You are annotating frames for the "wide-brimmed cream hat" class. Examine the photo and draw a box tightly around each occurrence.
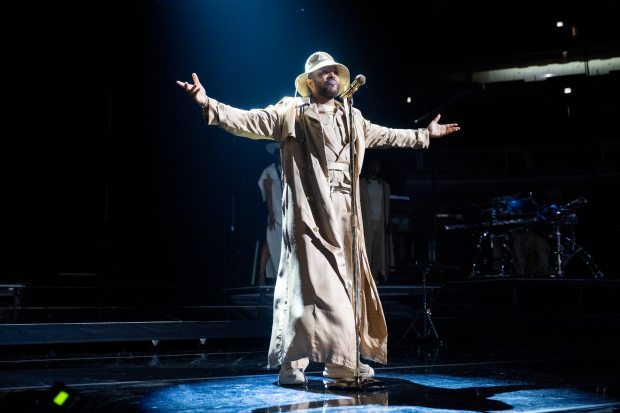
[294,51,350,97]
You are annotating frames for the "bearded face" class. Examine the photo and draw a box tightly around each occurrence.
[308,66,340,99]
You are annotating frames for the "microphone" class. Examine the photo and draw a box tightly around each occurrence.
[340,74,366,99]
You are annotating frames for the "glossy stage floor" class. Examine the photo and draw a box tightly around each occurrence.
[1,278,619,412]
[1,338,619,412]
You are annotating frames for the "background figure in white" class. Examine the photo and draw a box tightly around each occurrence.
[360,159,393,283]
[256,142,282,285]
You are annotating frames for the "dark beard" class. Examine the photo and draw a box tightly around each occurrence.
[316,81,339,99]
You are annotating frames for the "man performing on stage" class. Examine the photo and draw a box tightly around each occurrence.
[176,51,459,385]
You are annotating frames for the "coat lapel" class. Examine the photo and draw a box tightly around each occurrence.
[301,102,329,177]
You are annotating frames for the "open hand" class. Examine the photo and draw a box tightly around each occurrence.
[176,73,208,108]
[427,114,460,138]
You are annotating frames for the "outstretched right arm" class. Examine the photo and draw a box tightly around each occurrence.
[176,72,294,141]
[176,72,208,108]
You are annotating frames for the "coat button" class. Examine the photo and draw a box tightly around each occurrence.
[313,227,319,232]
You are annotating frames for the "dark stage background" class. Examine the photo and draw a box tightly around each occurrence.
[3,0,619,311]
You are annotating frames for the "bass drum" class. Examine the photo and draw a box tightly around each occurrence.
[471,231,514,277]
[510,227,554,276]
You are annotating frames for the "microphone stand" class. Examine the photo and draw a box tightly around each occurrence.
[326,91,383,391]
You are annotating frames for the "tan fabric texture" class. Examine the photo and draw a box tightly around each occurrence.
[203,96,429,369]
[360,178,392,279]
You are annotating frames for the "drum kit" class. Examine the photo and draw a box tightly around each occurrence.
[442,194,604,278]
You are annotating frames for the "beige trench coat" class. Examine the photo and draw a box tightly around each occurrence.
[203,96,429,369]
[360,178,392,278]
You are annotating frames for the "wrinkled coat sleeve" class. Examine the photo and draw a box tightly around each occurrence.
[202,97,295,142]
[362,117,430,149]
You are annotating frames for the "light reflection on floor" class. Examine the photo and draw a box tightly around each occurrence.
[2,342,618,412]
[141,372,619,412]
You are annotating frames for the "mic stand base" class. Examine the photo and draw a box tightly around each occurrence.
[398,263,441,346]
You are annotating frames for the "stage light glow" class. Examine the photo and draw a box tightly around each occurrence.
[53,390,70,406]
[471,57,620,83]
[45,382,87,412]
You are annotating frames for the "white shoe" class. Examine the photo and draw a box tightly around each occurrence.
[323,362,375,380]
[279,365,307,385]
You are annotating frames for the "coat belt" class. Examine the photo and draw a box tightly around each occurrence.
[327,162,349,171]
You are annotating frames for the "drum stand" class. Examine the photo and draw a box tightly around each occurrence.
[400,241,440,344]
[553,221,604,278]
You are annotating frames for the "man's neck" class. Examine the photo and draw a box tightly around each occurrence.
[313,95,336,105]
